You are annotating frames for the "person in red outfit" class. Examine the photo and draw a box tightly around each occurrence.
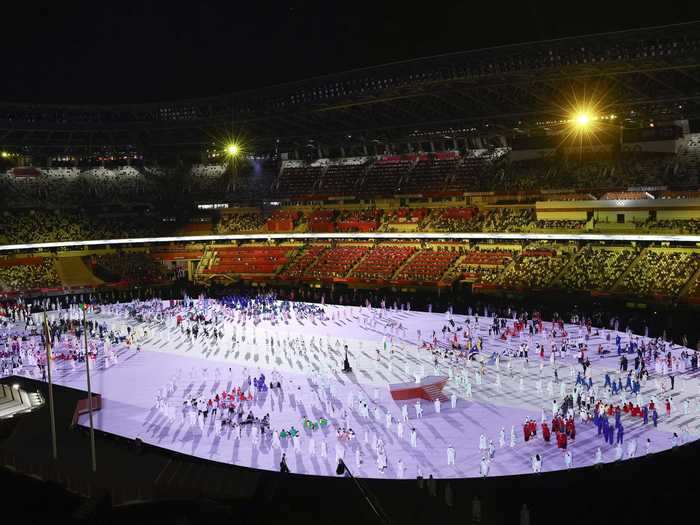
[523,422,530,442]
[557,432,568,449]
[542,423,551,442]
[529,420,537,438]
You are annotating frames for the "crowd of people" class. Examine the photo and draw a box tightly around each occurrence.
[0,286,698,482]
[216,213,266,233]
[494,250,572,289]
[558,247,638,291]
[0,258,60,291]
[0,210,158,244]
[618,250,700,297]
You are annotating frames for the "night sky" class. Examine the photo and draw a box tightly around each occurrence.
[1,1,697,104]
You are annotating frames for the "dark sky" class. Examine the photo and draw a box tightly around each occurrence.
[1,1,697,104]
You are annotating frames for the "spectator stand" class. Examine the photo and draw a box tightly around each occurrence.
[217,208,266,234]
[276,244,329,282]
[0,255,60,292]
[347,243,417,284]
[449,245,519,286]
[359,155,417,197]
[394,244,462,286]
[400,151,460,194]
[491,244,574,291]
[315,157,369,197]
[195,244,295,284]
[302,243,372,282]
[553,246,637,294]
[380,208,429,232]
[614,246,700,299]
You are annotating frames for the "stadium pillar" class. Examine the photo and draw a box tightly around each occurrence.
[43,312,58,461]
[82,306,97,473]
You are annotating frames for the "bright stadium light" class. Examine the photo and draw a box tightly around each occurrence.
[0,151,9,158]
[575,113,591,127]
[226,143,240,157]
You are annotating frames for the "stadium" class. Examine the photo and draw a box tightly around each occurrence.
[2,11,700,524]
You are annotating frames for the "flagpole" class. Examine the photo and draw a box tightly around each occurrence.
[82,305,97,472]
[42,311,58,460]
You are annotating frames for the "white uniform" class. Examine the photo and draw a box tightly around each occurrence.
[480,457,490,477]
[564,450,572,468]
[531,456,542,473]
[397,458,405,478]
[594,447,603,464]
[447,446,456,465]
[614,443,623,461]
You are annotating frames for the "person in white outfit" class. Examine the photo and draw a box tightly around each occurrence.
[410,428,417,448]
[451,392,457,409]
[415,400,423,418]
[594,447,603,465]
[499,427,506,448]
[401,404,409,421]
[479,456,490,477]
[614,443,623,461]
[397,458,405,478]
[447,445,456,465]
[434,398,441,414]
[627,438,637,458]
[479,433,487,452]
[563,450,573,469]
[531,454,542,473]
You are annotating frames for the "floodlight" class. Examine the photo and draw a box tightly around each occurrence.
[575,113,591,127]
[226,143,240,157]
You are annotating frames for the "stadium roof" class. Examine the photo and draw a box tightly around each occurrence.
[1,21,699,153]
